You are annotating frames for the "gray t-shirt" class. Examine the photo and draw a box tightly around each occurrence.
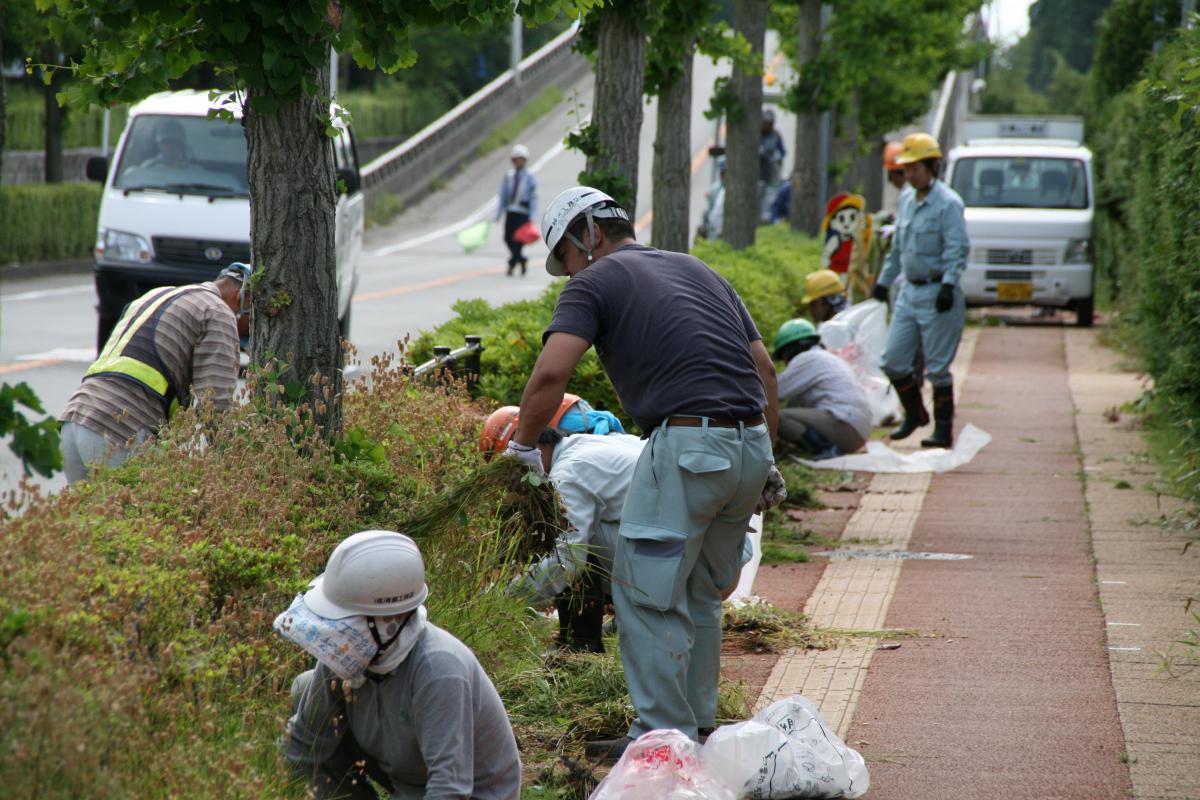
[777,348,872,439]
[285,624,521,800]
[544,243,766,431]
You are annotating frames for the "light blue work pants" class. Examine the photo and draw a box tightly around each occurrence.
[612,420,773,740]
[60,421,148,484]
[881,281,965,387]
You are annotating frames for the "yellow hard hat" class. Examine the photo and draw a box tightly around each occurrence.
[801,269,845,305]
[895,132,942,165]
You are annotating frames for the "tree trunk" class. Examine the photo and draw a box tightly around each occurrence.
[723,0,767,250]
[587,3,646,217]
[41,44,64,184]
[651,49,693,253]
[790,0,822,236]
[245,64,343,439]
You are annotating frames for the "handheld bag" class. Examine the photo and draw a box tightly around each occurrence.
[590,730,735,800]
[513,221,541,245]
[456,220,491,253]
[702,695,870,799]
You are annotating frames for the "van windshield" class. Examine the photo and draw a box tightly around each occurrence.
[950,156,1088,210]
[113,114,249,197]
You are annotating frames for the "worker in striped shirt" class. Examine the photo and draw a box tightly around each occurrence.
[58,263,251,484]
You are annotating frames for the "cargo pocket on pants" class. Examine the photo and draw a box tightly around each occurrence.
[617,528,688,612]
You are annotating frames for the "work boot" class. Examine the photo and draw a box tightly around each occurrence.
[519,258,528,276]
[585,736,634,765]
[920,384,955,448]
[888,374,929,440]
[506,260,515,277]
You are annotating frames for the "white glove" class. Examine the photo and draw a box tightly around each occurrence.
[757,465,788,512]
[504,440,544,475]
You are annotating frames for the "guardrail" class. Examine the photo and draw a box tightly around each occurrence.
[361,23,589,207]
[927,13,986,152]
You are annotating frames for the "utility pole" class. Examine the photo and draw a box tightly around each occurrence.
[511,11,523,87]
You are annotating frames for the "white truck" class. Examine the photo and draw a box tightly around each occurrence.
[86,90,364,348]
[945,116,1095,326]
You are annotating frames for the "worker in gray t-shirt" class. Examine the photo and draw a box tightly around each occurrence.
[503,186,782,765]
[279,531,520,800]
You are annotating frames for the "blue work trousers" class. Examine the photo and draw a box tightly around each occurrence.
[612,420,773,740]
[881,281,965,387]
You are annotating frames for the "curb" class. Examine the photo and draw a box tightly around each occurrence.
[1,259,93,283]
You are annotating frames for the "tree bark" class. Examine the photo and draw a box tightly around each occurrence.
[245,64,343,439]
[723,0,768,250]
[651,49,693,253]
[41,43,64,184]
[587,3,646,217]
[790,0,822,236]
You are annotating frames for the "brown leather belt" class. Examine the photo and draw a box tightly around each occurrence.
[664,414,765,429]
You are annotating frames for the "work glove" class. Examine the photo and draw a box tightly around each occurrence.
[935,283,955,313]
[872,282,890,303]
[757,465,788,512]
[504,440,544,476]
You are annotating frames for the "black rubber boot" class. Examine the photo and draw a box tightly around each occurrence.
[921,384,955,448]
[889,374,929,440]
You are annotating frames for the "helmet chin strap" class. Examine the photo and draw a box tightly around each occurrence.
[563,208,600,265]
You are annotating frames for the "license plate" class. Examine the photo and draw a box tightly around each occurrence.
[996,282,1033,301]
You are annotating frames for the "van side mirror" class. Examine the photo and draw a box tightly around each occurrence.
[86,156,109,183]
[336,168,360,195]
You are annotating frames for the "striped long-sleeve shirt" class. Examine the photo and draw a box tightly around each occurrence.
[60,282,239,445]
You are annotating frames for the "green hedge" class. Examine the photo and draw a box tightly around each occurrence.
[1091,26,1200,502]
[338,85,457,142]
[411,225,824,430]
[0,183,100,264]
[3,84,127,151]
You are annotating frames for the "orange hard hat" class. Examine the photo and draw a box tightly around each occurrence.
[480,406,521,453]
[550,393,582,429]
[883,142,904,173]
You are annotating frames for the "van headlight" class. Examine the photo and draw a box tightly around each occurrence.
[96,229,153,264]
[1064,239,1093,264]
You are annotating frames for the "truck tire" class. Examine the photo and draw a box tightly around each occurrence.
[1075,296,1095,328]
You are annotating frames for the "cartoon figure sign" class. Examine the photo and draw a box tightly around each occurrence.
[820,193,873,299]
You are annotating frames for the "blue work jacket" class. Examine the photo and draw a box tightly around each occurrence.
[879,179,969,287]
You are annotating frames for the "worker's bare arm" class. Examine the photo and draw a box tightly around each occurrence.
[750,339,779,441]
[512,332,591,446]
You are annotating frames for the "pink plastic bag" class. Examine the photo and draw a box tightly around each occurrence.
[513,221,541,244]
[589,730,735,800]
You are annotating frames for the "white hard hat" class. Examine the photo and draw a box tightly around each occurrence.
[540,186,630,276]
[510,144,530,160]
[304,530,429,619]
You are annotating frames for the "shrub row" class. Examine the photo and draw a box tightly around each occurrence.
[1091,26,1200,502]
[410,225,825,430]
[0,183,99,264]
[3,84,127,151]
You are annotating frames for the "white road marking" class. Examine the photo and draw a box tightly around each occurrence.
[18,348,96,363]
[2,284,93,302]
[1106,622,1141,627]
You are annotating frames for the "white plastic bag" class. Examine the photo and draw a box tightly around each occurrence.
[818,300,900,427]
[589,730,736,800]
[702,696,870,799]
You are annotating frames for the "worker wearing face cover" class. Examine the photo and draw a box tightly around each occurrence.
[277,530,520,800]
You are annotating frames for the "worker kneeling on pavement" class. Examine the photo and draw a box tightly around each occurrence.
[278,531,521,800]
[774,319,872,459]
[59,263,252,484]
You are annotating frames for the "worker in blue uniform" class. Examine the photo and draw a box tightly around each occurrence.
[873,132,969,448]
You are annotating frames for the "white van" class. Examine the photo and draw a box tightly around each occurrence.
[86,90,363,347]
[945,116,1095,326]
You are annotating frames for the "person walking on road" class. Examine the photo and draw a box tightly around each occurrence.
[773,318,871,459]
[58,263,252,484]
[872,132,969,448]
[495,143,538,276]
[280,530,521,800]
[504,186,781,764]
[759,110,786,222]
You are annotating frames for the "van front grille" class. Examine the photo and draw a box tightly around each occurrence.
[985,270,1034,281]
[153,237,251,269]
[982,248,1057,266]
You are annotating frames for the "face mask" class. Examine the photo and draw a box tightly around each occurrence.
[273,594,427,685]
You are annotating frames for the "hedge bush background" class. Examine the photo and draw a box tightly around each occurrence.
[1090,23,1200,501]
[409,225,825,431]
[0,183,100,264]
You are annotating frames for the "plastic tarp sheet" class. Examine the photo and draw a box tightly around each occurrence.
[818,300,900,428]
[794,423,991,474]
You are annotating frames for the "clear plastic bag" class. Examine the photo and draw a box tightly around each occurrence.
[589,730,736,800]
[818,300,900,427]
[702,696,870,799]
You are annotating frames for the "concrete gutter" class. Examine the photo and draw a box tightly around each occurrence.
[1,258,93,283]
